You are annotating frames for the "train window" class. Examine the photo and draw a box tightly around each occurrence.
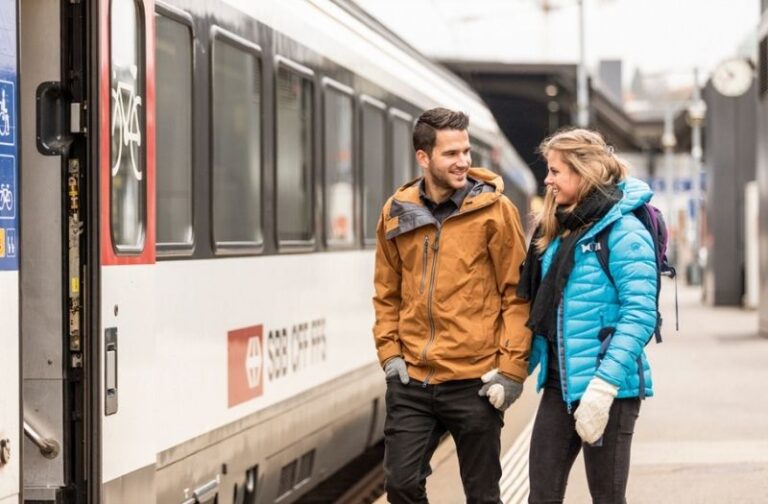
[390,109,413,191]
[276,59,314,245]
[471,141,490,169]
[323,80,355,248]
[155,13,193,249]
[361,97,386,245]
[278,460,298,497]
[211,33,263,248]
[110,0,146,252]
[297,449,315,484]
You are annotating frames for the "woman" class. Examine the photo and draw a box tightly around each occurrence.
[519,128,657,504]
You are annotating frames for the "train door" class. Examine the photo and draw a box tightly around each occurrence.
[0,1,20,503]
[96,0,157,501]
[19,0,82,501]
[19,0,105,500]
[18,0,156,501]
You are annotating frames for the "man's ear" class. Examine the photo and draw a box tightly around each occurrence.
[415,149,430,170]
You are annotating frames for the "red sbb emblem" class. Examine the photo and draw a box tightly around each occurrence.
[228,325,264,407]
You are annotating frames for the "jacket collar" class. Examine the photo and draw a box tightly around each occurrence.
[574,177,654,245]
[418,178,474,210]
[384,167,503,240]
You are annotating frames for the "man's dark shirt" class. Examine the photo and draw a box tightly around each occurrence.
[418,177,474,225]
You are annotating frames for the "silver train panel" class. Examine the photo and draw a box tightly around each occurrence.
[20,0,66,492]
[101,363,384,504]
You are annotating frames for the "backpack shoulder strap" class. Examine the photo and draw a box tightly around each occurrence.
[594,224,615,287]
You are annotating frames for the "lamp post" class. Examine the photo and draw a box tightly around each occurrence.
[576,0,589,126]
[662,108,677,265]
[686,68,707,285]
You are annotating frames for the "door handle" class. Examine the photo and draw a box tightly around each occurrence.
[105,327,118,415]
[23,418,60,459]
[181,475,220,504]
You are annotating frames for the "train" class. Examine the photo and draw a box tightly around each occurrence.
[0,0,536,503]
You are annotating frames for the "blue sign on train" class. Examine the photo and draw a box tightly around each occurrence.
[0,155,15,219]
[0,0,18,271]
[0,80,14,146]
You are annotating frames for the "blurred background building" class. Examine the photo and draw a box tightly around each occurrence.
[355,0,761,308]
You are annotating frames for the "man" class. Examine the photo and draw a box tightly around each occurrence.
[373,107,532,503]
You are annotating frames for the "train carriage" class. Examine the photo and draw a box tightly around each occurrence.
[0,1,536,503]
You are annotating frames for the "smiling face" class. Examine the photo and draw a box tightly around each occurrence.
[417,128,471,199]
[544,150,582,206]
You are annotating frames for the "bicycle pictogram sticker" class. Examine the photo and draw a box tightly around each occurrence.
[0,81,15,145]
[110,69,143,181]
[0,183,12,212]
[0,89,10,137]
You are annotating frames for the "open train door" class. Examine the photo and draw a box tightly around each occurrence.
[94,0,157,501]
[17,0,96,501]
[0,0,20,502]
[18,0,155,501]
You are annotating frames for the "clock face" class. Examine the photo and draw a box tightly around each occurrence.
[712,58,753,97]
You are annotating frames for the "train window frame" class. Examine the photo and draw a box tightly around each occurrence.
[388,108,414,190]
[470,138,492,171]
[209,27,265,255]
[109,0,148,255]
[321,77,357,251]
[154,3,196,256]
[359,95,387,248]
[274,55,317,252]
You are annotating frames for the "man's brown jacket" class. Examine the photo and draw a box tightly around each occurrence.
[373,167,532,384]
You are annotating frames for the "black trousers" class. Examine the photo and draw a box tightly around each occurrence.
[383,378,504,504]
[528,387,641,504]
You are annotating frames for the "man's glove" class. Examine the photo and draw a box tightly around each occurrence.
[478,369,523,411]
[384,357,410,384]
[574,377,619,444]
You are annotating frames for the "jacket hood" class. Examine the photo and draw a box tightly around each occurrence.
[616,176,653,214]
[383,167,504,240]
[568,176,653,246]
[467,167,505,194]
[392,167,503,200]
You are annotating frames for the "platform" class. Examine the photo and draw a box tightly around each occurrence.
[376,280,768,503]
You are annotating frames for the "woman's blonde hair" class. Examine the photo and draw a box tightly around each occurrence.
[534,128,629,252]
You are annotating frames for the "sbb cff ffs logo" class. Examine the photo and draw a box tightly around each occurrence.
[227,319,327,408]
[227,325,264,407]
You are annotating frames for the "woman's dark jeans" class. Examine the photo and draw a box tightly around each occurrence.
[383,378,504,504]
[528,387,640,504]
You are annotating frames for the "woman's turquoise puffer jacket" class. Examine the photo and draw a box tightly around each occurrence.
[527,177,658,407]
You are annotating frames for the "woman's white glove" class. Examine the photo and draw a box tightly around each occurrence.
[574,377,619,444]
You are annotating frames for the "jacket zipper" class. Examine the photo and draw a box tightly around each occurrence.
[420,229,441,386]
[557,301,573,413]
[419,235,429,294]
[415,196,485,386]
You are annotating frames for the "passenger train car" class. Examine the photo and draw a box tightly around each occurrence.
[0,0,536,503]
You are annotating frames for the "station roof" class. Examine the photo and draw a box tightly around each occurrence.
[441,60,665,186]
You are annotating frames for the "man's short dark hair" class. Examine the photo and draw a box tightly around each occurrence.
[413,107,469,155]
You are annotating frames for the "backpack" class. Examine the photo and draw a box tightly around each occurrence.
[591,203,678,345]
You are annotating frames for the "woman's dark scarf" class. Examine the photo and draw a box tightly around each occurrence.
[517,185,623,342]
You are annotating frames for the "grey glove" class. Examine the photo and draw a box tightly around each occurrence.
[384,357,410,384]
[478,369,523,411]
